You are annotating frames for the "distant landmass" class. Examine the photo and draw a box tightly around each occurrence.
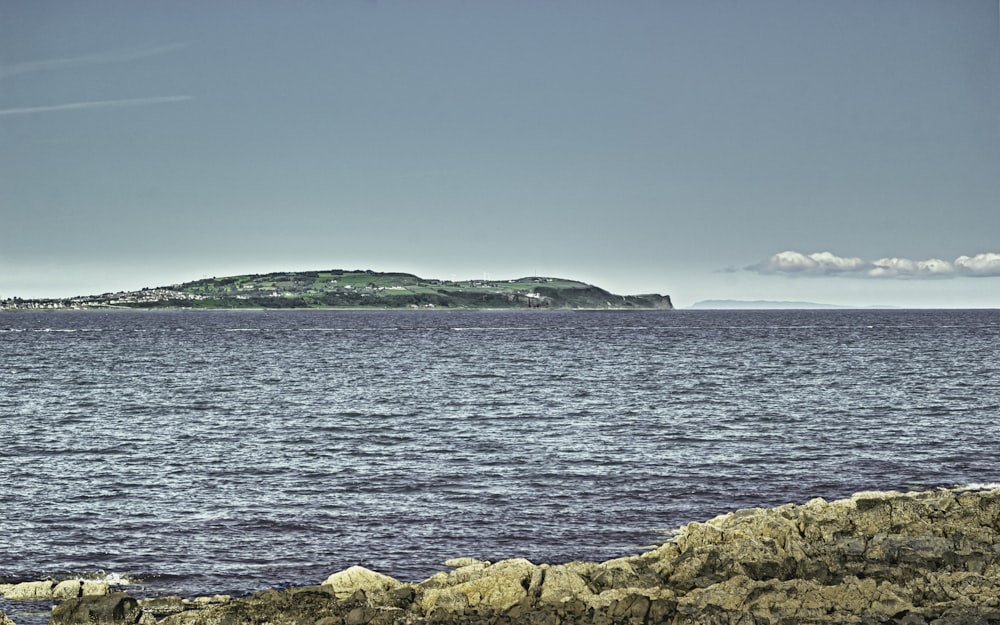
[1,270,673,311]
[688,299,898,310]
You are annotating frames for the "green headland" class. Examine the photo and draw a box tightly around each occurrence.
[2,270,673,310]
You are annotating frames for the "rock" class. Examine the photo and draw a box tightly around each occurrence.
[136,594,229,620]
[158,586,344,625]
[50,592,150,625]
[52,580,84,600]
[1,579,108,601]
[417,558,538,614]
[444,557,487,568]
[1,580,55,600]
[137,596,188,618]
[539,561,595,605]
[191,594,231,607]
[322,565,403,600]
[0,610,15,625]
[53,579,111,599]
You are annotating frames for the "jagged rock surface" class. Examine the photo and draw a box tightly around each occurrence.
[48,487,1000,625]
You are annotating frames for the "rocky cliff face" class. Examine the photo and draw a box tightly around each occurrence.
[10,486,1000,625]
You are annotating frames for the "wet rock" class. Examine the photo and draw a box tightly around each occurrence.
[0,610,15,625]
[51,592,150,625]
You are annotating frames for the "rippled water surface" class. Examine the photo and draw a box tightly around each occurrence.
[3,309,999,607]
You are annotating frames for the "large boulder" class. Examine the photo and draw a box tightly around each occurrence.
[50,592,151,625]
[321,565,403,600]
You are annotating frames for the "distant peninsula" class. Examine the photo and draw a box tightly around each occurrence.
[688,299,851,310]
[1,270,673,311]
[688,300,899,310]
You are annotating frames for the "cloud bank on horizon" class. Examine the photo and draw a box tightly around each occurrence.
[747,251,1000,279]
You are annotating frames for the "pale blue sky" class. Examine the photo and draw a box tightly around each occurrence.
[2,1,998,307]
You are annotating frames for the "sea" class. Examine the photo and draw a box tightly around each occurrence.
[2,308,999,622]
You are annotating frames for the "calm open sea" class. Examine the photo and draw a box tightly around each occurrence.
[2,309,999,619]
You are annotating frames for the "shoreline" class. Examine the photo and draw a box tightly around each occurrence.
[6,485,1000,625]
[0,305,674,313]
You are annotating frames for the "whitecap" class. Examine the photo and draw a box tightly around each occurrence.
[955,483,1000,491]
[70,571,139,586]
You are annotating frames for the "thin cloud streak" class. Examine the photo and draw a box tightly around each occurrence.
[0,42,191,79]
[747,251,1000,279]
[0,96,194,116]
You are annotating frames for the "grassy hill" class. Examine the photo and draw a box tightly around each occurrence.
[2,270,673,310]
[157,270,672,309]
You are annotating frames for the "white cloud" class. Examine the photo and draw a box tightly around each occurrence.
[749,251,865,275]
[747,251,1000,279]
[955,253,1000,277]
[0,96,193,117]
[868,257,954,278]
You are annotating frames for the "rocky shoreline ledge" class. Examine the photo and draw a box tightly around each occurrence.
[4,486,999,625]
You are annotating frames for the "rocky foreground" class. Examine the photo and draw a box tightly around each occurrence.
[4,486,1000,625]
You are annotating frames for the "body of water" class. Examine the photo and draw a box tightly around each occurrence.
[2,308,998,620]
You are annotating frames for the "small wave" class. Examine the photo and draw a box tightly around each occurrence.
[450,327,537,331]
[955,483,1000,491]
[7,571,141,586]
[27,328,109,333]
[69,571,139,586]
[299,328,365,332]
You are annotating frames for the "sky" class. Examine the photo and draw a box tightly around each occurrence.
[2,1,998,308]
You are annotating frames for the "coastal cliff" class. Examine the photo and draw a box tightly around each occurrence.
[7,486,999,625]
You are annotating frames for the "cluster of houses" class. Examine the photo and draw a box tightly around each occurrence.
[0,288,206,310]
